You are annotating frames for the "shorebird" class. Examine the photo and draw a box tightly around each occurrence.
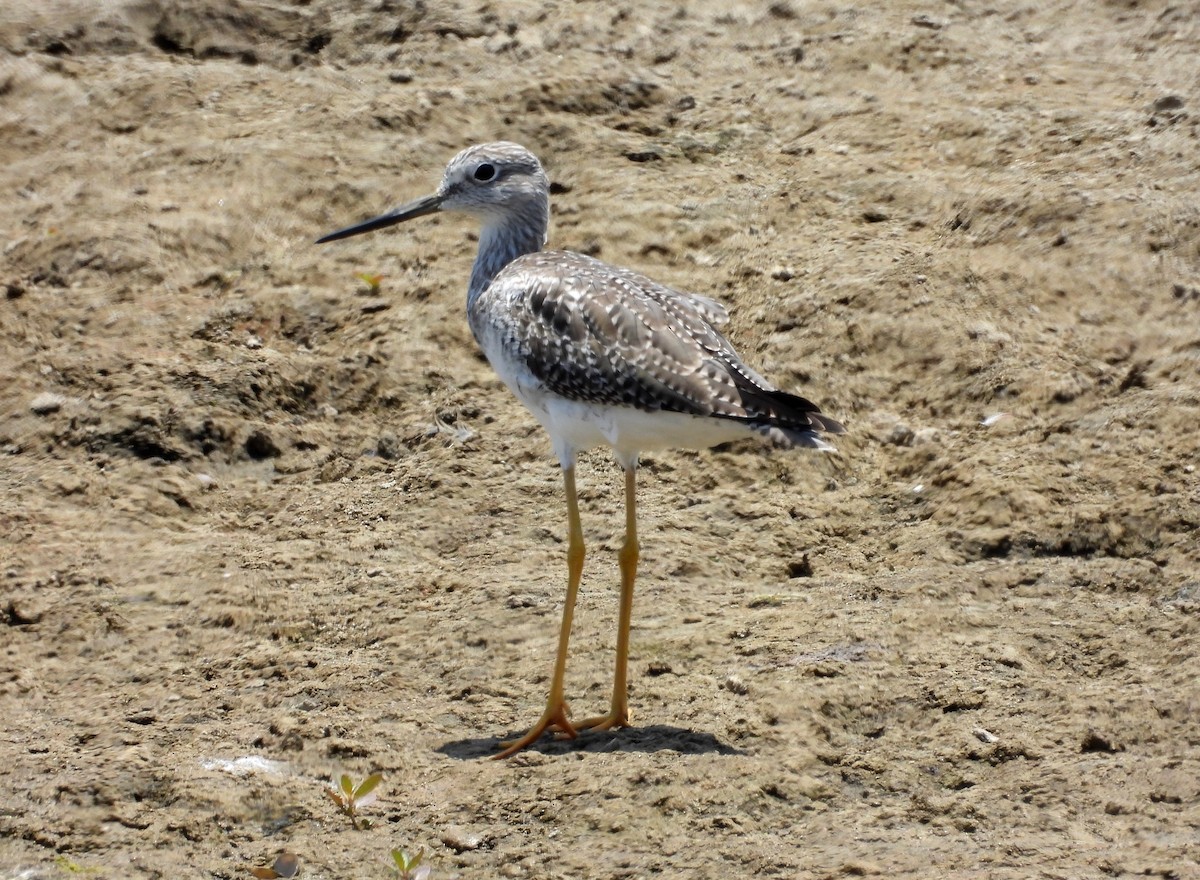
[318,142,843,758]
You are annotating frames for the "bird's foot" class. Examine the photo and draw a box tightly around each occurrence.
[493,700,578,759]
[574,706,631,733]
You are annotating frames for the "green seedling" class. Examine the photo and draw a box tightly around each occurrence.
[54,857,100,875]
[390,847,430,880]
[326,771,382,829]
[355,272,384,293]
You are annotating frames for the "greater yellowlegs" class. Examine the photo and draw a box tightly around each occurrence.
[318,142,843,758]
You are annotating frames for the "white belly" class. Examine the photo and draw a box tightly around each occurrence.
[540,397,750,469]
[474,312,751,469]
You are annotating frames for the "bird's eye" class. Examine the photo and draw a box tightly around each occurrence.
[473,163,496,182]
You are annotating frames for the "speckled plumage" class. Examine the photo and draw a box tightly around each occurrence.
[476,247,844,453]
[319,142,843,466]
[318,141,844,757]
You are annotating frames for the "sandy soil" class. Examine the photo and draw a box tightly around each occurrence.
[2,1,1198,878]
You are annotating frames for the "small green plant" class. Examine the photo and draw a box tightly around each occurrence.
[54,856,100,875]
[326,771,382,829]
[355,271,385,294]
[390,847,430,880]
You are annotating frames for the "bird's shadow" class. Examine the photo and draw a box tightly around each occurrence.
[437,724,744,761]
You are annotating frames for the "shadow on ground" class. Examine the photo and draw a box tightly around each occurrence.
[437,725,744,760]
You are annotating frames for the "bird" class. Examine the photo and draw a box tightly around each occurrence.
[318,142,844,758]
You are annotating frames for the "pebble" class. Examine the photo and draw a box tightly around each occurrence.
[793,774,831,800]
[376,431,402,460]
[4,598,44,625]
[1152,94,1184,113]
[30,392,67,415]
[993,644,1023,668]
[911,13,946,29]
[440,827,483,853]
[723,674,749,695]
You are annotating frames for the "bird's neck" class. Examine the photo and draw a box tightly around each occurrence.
[468,203,549,306]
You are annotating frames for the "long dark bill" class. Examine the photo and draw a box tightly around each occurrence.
[315,193,444,244]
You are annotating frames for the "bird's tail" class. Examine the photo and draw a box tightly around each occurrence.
[732,388,846,451]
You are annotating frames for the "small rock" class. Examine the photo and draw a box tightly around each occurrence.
[30,392,67,415]
[794,774,831,800]
[1152,94,1184,113]
[376,431,402,460]
[972,727,999,744]
[625,149,662,163]
[993,644,1023,668]
[911,13,946,29]
[3,598,44,626]
[840,860,883,875]
[388,69,414,84]
[723,674,749,695]
[440,827,483,853]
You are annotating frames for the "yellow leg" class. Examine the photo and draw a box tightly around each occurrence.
[577,465,637,732]
[494,465,585,758]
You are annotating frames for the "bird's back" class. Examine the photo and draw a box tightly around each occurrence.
[468,249,842,451]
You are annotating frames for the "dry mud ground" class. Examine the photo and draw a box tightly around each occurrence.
[2,1,1199,878]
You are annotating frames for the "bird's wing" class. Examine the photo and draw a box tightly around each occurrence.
[490,251,839,439]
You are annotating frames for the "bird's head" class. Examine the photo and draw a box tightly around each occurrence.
[317,141,550,245]
[437,142,549,223]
